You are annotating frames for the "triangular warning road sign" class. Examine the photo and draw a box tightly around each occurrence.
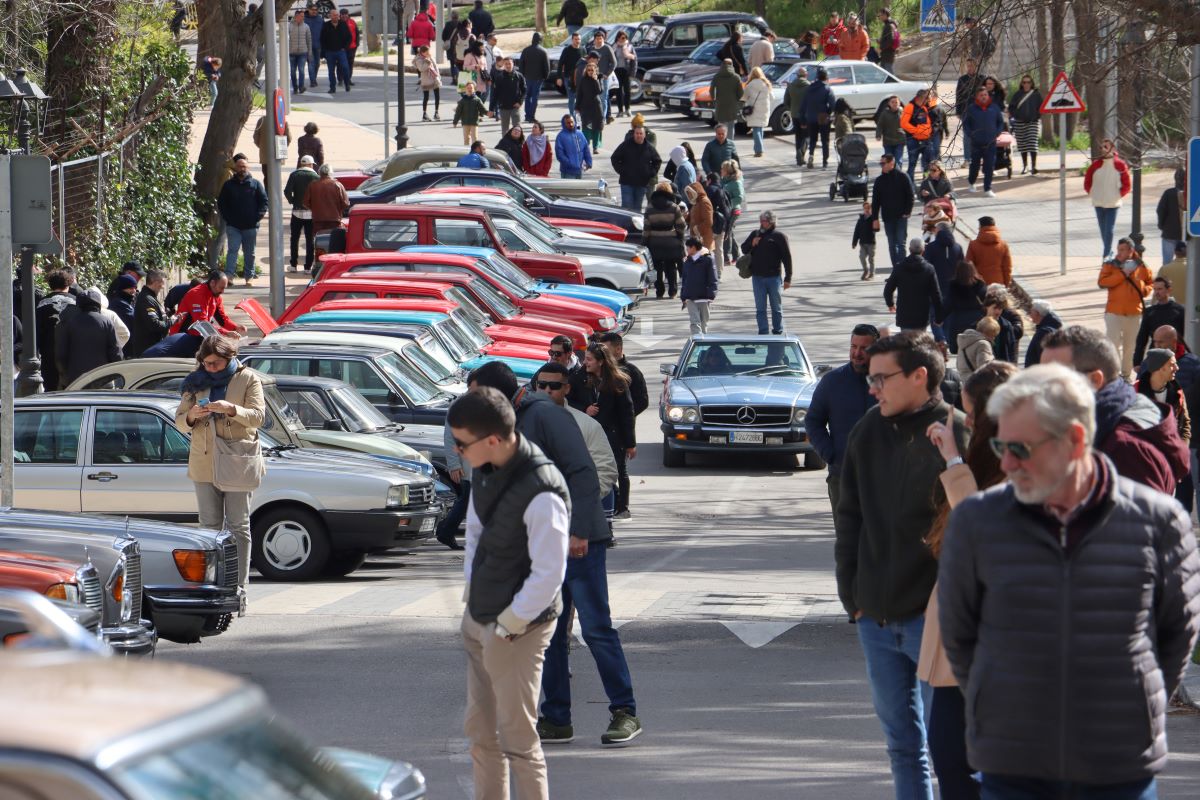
[1040,71,1085,114]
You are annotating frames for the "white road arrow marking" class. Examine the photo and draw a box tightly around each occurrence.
[719,620,798,649]
[623,316,672,350]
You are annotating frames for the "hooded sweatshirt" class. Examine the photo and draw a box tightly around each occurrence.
[520,33,550,82]
[554,117,592,173]
[884,253,943,331]
[670,146,698,201]
[1094,378,1189,494]
[965,225,1012,286]
[956,329,994,379]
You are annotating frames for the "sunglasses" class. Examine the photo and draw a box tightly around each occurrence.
[536,380,566,391]
[988,435,1056,461]
[549,349,568,357]
[453,435,487,452]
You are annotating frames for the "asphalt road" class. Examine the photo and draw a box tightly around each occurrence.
[161,75,1200,798]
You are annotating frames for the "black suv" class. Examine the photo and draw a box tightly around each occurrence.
[632,12,769,75]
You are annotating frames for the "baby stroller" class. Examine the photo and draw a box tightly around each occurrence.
[829,133,870,202]
[994,131,1015,179]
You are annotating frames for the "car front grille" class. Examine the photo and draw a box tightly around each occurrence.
[220,536,239,589]
[409,482,435,508]
[700,405,793,427]
[121,541,143,623]
[79,565,103,616]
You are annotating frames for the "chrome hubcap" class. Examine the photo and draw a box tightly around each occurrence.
[262,520,312,571]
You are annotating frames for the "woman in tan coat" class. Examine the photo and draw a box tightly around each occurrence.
[921,361,1016,800]
[685,181,714,251]
[176,335,266,590]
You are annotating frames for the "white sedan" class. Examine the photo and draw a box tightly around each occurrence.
[768,60,929,133]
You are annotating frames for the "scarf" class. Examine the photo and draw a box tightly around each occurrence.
[526,133,548,164]
[182,358,241,402]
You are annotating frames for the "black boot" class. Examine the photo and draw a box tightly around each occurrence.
[1030,154,1038,175]
[1020,152,1028,174]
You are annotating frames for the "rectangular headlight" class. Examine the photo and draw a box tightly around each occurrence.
[387,485,409,508]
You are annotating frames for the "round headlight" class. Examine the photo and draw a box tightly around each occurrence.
[671,74,683,83]
[667,406,684,422]
[631,215,644,231]
[683,408,699,423]
[598,317,617,330]
[793,408,807,424]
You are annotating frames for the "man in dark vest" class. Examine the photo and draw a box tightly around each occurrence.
[449,387,569,799]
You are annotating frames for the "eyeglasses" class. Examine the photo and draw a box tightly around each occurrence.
[453,435,487,453]
[536,380,565,391]
[988,435,1056,461]
[548,349,568,357]
[201,358,227,368]
[867,369,904,389]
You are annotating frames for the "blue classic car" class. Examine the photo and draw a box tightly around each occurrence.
[658,335,825,469]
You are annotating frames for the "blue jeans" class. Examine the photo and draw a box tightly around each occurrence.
[981,775,1156,800]
[540,542,636,725]
[968,142,996,191]
[1162,238,1184,266]
[884,142,906,171]
[882,216,908,268]
[436,479,469,543]
[566,88,577,121]
[928,686,980,799]
[906,138,933,183]
[1095,206,1119,259]
[751,126,765,155]
[289,53,308,92]
[751,275,784,334]
[600,78,610,119]
[225,226,258,279]
[561,169,582,179]
[308,48,321,85]
[207,80,218,108]
[325,50,349,90]
[857,614,934,800]
[524,79,543,121]
[620,184,646,212]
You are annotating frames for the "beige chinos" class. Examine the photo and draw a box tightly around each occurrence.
[461,610,556,800]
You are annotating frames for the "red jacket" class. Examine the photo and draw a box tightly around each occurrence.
[821,22,846,57]
[344,17,358,50]
[169,283,237,336]
[1096,385,1189,495]
[407,13,436,48]
[522,139,553,177]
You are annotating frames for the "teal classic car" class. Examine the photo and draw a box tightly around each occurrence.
[286,311,547,382]
[400,245,636,317]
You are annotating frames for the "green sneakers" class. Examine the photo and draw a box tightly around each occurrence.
[600,708,643,747]
[536,717,574,744]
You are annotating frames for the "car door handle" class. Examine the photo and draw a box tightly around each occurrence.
[87,472,118,482]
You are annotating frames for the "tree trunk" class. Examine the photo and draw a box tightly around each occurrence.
[535,0,546,33]
[196,0,222,64]
[1072,0,1104,155]
[756,0,768,19]
[44,1,119,148]
[1050,0,1074,141]
[1037,4,1050,145]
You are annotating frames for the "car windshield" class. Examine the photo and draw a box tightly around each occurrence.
[433,318,475,360]
[404,333,461,382]
[362,174,409,197]
[476,255,536,293]
[683,341,810,377]
[763,62,793,83]
[328,386,395,432]
[467,277,520,317]
[113,716,375,800]
[494,218,558,254]
[639,24,665,46]
[448,309,489,350]
[445,286,492,324]
[263,384,304,434]
[499,201,561,239]
[377,351,444,404]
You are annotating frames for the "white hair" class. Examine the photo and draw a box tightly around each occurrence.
[1031,299,1054,317]
[318,163,334,178]
[986,364,1095,447]
[908,238,925,254]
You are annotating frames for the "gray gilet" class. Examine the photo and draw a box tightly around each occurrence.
[468,435,571,625]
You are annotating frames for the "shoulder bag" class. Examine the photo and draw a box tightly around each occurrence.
[212,419,265,492]
[736,253,753,279]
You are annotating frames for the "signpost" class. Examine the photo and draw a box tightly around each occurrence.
[1040,71,1086,276]
[921,1,955,121]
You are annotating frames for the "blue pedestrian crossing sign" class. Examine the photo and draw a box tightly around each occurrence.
[921,0,955,33]
[1189,138,1200,237]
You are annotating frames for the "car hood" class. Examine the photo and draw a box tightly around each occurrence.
[668,375,817,406]
[553,236,642,260]
[664,78,710,98]
[549,196,640,222]
[295,429,426,462]
[526,177,612,202]
[0,509,217,552]
[532,281,630,313]
[264,444,429,484]
[651,62,718,81]
[460,354,543,380]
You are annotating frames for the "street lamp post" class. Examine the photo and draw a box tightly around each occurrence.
[7,68,48,396]
[395,8,408,151]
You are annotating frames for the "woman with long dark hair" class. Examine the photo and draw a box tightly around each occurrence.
[572,343,636,519]
[1007,74,1043,174]
[920,360,1017,800]
[496,123,525,166]
[940,260,987,353]
[175,335,266,591]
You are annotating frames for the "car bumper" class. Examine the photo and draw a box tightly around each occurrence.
[145,586,242,642]
[661,425,814,454]
[696,108,715,120]
[617,314,635,335]
[662,96,694,112]
[321,508,442,550]
[103,619,158,657]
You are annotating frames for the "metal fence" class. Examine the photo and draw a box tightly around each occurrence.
[48,134,136,263]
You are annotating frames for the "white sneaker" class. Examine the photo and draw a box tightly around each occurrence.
[984,190,996,198]
[966,184,977,193]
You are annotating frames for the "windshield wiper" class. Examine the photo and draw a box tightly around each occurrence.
[738,365,804,377]
[265,443,300,455]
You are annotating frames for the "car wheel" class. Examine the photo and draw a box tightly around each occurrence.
[252,506,331,581]
[662,436,685,468]
[629,78,644,104]
[324,550,368,577]
[803,451,826,470]
[771,108,794,136]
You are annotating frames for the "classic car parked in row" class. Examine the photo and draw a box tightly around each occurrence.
[0,652,427,799]
[0,588,106,654]
[11,394,442,580]
[632,11,769,73]
[658,335,825,469]
[641,36,799,104]
[0,515,157,654]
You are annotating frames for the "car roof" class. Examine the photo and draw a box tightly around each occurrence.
[300,309,450,324]
[265,374,349,390]
[651,11,764,23]
[263,330,413,355]
[327,251,480,266]
[401,244,493,258]
[0,652,256,762]
[243,341,393,358]
[19,391,181,408]
[367,202,490,220]
[316,275,458,290]
[688,333,802,344]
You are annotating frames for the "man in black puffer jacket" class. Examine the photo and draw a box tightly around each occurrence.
[870,153,915,269]
[941,364,1200,797]
[883,238,942,333]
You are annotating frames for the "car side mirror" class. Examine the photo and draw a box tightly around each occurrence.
[814,363,833,377]
[659,363,675,376]
[523,196,538,209]
[323,418,347,431]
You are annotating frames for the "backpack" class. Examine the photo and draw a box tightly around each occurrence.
[892,26,901,51]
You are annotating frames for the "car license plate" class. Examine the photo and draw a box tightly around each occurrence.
[666,99,683,108]
[420,518,435,532]
[730,431,764,444]
[697,109,714,120]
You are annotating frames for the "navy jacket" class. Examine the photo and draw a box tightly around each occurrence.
[679,251,718,301]
[1024,311,1063,368]
[805,362,876,475]
[963,98,1004,147]
[924,226,963,297]
[217,174,268,230]
[800,80,835,124]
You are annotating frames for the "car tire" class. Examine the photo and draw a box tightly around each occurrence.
[252,506,331,581]
[803,451,826,471]
[324,550,368,577]
[771,108,794,136]
[662,436,685,468]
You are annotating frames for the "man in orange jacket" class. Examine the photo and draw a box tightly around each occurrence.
[900,89,935,184]
[839,14,870,61]
[1098,237,1154,379]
